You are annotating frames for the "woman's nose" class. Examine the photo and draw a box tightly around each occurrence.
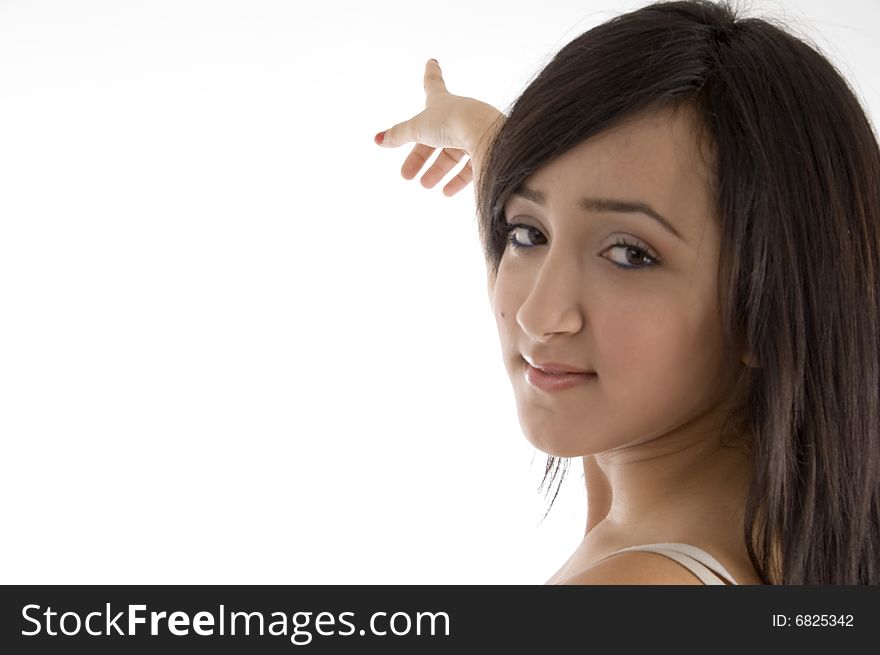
[514,255,585,341]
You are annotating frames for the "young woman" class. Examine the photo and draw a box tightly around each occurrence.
[375,0,880,585]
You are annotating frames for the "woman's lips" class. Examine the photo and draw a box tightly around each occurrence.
[524,362,597,392]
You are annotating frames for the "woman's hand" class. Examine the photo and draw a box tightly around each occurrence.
[374,59,504,197]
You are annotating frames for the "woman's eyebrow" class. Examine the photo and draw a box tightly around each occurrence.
[511,184,687,244]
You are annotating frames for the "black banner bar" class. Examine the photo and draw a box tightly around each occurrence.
[1,585,875,653]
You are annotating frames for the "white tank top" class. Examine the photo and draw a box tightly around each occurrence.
[595,542,739,585]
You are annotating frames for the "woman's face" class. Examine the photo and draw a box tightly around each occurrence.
[491,106,743,457]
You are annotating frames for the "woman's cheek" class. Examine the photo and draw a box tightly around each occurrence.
[600,312,690,400]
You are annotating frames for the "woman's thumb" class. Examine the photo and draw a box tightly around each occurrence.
[424,58,447,95]
[374,60,445,148]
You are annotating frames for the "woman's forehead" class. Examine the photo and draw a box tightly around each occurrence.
[513,107,717,239]
[534,107,709,184]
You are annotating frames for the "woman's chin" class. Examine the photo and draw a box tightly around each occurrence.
[521,430,590,458]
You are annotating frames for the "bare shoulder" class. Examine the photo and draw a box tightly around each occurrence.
[556,550,706,585]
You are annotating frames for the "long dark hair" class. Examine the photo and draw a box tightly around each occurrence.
[476,0,880,584]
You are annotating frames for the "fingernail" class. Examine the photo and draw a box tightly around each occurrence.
[374,131,386,145]
[429,58,439,65]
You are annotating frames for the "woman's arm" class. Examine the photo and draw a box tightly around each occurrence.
[375,59,504,200]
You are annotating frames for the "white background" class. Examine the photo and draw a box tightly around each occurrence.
[1,0,878,584]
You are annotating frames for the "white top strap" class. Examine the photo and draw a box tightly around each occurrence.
[600,542,739,585]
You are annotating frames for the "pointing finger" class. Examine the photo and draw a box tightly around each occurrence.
[376,114,418,148]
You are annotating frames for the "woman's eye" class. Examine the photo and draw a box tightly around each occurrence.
[503,223,660,271]
[602,237,660,269]
[505,223,546,249]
